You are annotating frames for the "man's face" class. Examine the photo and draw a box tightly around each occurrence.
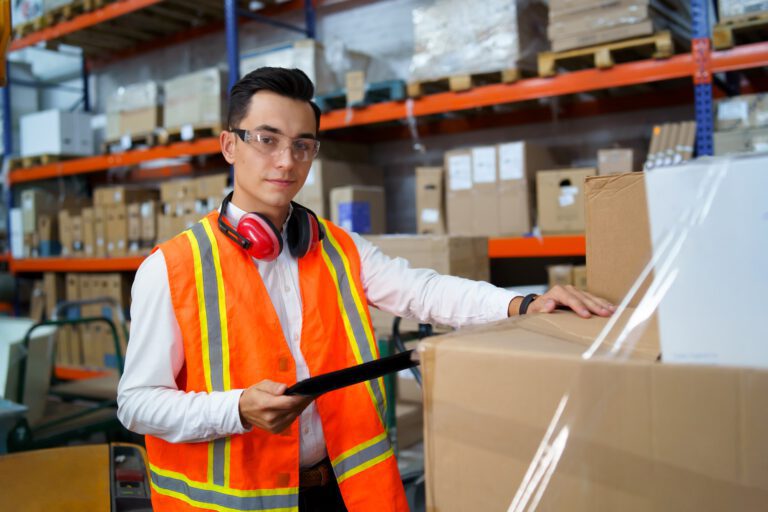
[222,90,317,213]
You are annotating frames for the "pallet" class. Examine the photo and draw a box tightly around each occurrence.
[12,17,46,39]
[8,154,79,170]
[103,131,160,153]
[315,80,407,112]
[538,31,674,78]
[407,69,522,98]
[157,124,223,145]
[713,12,768,50]
[43,0,107,26]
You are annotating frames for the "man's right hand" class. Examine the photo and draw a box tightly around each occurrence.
[238,380,313,434]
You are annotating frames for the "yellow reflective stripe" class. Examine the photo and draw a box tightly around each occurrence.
[336,448,394,485]
[202,218,231,392]
[149,464,298,497]
[318,239,384,425]
[149,484,298,512]
[331,431,387,468]
[185,230,213,393]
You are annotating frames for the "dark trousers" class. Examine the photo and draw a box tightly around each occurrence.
[298,474,348,512]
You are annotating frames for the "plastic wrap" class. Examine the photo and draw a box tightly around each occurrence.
[408,0,547,82]
[718,0,768,19]
[106,82,161,113]
[547,2,649,40]
[163,67,226,131]
[420,154,768,511]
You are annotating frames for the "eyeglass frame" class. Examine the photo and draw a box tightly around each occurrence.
[229,128,321,162]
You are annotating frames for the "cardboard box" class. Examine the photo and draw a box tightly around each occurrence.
[470,146,499,236]
[396,402,423,450]
[81,207,95,257]
[70,214,84,256]
[550,19,654,52]
[445,149,474,235]
[37,215,61,257]
[64,273,82,366]
[718,0,768,20]
[548,264,574,288]
[548,2,650,39]
[585,172,652,305]
[94,206,107,258]
[140,201,158,246]
[415,167,445,235]
[58,210,72,257]
[127,203,142,254]
[597,148,634,175]
[163,67,226,131]
[20,189,55,234]
[330,186,385,234]
[421,311,766,511]
[94,186,158,207]
[714,127,768,156]
[106,205,128,257]
[497,141,555,236]
[536,168,593,234]
[294,159,383,218]
[106,82,162,141]
[196,173,228,201]
[160,178,196,203]
[572,264,588,289]
[20,109,92,157]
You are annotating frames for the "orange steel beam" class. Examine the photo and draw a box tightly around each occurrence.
[10,0,164,51]
[0,302,13,314]
[10,256,145,273]
[320,41,768,132]
[55,366,110,380]
[488,236,586,259]
[9,137,221,184]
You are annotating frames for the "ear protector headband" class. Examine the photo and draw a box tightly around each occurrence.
[218,191,323,261]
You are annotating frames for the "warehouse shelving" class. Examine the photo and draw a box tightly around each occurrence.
[3,0,768,275]
[9,256,145,273]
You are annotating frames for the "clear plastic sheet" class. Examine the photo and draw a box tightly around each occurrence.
[408,0,547,82]
[105,81,162,113]
[421,154,768,511]
[718,0,768,20]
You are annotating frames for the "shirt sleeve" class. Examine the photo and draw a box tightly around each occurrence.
[116,249,250,443]
[351,233,522,329]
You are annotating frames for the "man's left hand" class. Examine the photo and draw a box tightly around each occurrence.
[508,285,616,319]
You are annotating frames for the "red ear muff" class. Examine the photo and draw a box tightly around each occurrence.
[237,213,283,261]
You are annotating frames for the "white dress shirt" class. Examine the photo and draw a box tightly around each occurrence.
[117,202,520,468]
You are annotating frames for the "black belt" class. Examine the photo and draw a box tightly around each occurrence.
[299,457,334,488]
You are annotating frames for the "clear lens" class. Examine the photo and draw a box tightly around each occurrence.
[243,130,319,162]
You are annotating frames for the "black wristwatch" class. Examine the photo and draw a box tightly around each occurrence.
[519,293,539,315]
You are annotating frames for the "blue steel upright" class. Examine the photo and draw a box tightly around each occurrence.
[225,0,240,94]
[691,0,713,157]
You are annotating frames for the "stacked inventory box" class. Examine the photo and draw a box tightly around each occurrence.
[157,174,229,243]
[163,67,227,134]
[718,0,768,21]
[105,82,163,143]
[713,93,768,156]
[93,186,160,257]
[643,121,697,170]
[546,0,690,52]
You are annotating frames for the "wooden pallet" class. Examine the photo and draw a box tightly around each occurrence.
[9,154,79,170]
[43,0,108,27]
[103,131,160,153]
[713,12,768,50]
[315,80,407,112]
[407,69,522,98]
[12,17,46,39]
[157,124,223,145]
[538,31,674,78]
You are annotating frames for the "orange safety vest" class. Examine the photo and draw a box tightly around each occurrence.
[145,211,408,512]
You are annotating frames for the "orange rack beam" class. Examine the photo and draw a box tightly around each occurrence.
[10,256,145,273]
[54,365,110,381]
[488,236,586,258]
[320,41,768,132]
[0,302,13,314]
[9,0,164,51]
[9,137,221,184]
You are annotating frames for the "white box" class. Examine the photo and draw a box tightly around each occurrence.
[20,110,93,157]
[12,0,43,27]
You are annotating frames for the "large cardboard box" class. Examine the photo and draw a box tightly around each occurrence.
[160,178,196,203]
[20,189,55,234]
[294,159,383,218]
[421,311,767,511]
[37,215,60,257]
[140,201,158,247]
[94,206,107,258]
[58,210,73,257]
[714,127,768,155]
[106,81,162,141]
[415,167,445,235]
[537,168,593,234]
[598,148,635,175]
[497,141,555,236]
[445,149,473,235]
[163,68,227,131]
[94,186,158,207]
[196,173,228,201]
[470,146,499,235]
[70,214,84,256]
[330,186,385,234]
[64,273,83,366]
[127,203,142,255]
[20,109,92,157]
[81,207,95,257]
[585,172,652,305]
[106,205,128,257]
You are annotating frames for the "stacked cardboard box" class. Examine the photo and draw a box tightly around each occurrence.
[547,264,588,289]
[157,173,229,243]
[718,0,768,21]
[163,67,227,133]
[415,167,445,235]
[445,142,555,237]
[93,186,160,257]
[19,189,57,257]
[329,186,386,235]
[643,121,696,170]
[714,93,768,156]
[597,148,635,175]
[536,168,594,234]
[106,82,163,143]
[294,158,383,219]
[547,0,689,52]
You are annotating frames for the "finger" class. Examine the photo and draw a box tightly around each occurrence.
[552,287,591,318]
[581,291,616,312]
[530,298,556,314]
[570,289,612,317]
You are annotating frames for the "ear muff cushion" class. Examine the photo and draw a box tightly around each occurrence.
[238,213,283,261]
[287,208,312,258]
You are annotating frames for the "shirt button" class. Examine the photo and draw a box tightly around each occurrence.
[293,334,299,342]
[303,427,310,435]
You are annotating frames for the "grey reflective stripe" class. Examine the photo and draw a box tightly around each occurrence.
[150,469,298,511]
[189,222,227,488]
[332,435,392,479]
[321,234,386,419]
[213,438,226,487]
[190,222,225,392]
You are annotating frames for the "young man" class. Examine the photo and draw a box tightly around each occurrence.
[117,67,614,512]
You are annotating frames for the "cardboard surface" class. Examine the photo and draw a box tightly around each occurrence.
[498,142,555,236]
[294,159,383,218]
[415,167,445,235]
[548,264,574,288]
[163,67,226,131]
[445,149,474,235]
[421,312,767,511]
[598,149,635,175]
[330,186,385,234]
[470,146,500,235]
[714,128,768,156]
[585,173,652,306]
[537,168,593,234]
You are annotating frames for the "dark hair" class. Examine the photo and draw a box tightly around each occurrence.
[227,67,322,133]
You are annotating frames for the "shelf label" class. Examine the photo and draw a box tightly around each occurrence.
[181,124,195,141]
[120,134,132,151]
[420,208,440,223]
[471,146,497,184]
[448,154,472,191]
